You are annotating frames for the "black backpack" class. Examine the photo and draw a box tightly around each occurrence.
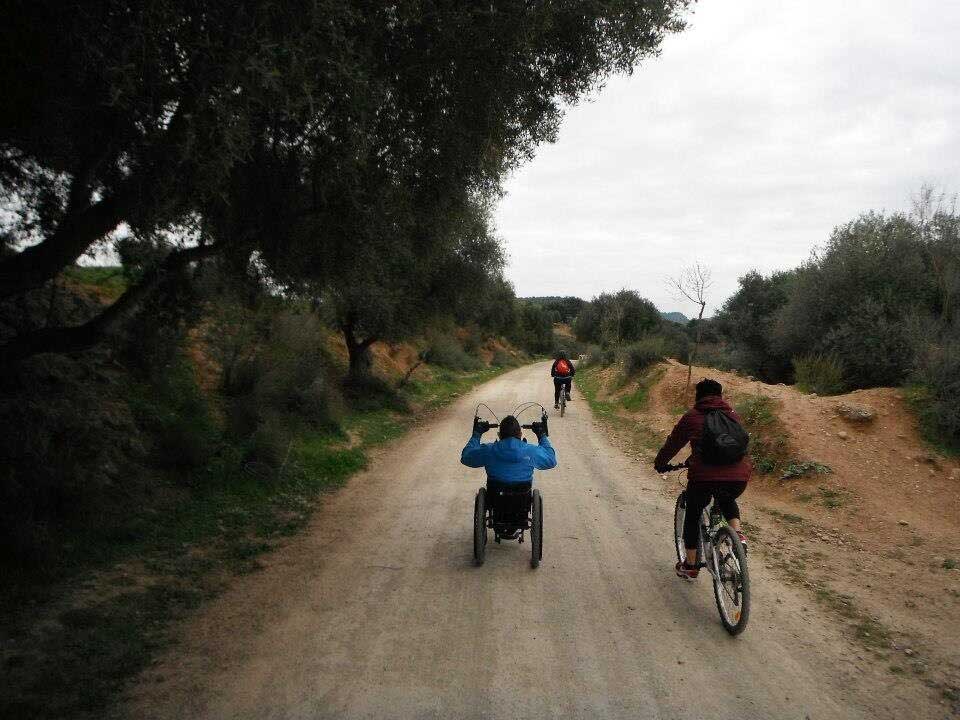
[700,409,749,465]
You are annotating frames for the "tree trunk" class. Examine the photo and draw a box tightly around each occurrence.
[342,323,375,379]
[685,301,706,392]
[0,243,221,366]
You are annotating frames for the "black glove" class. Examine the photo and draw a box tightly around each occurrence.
[654,461,668,473]
[532,413,549,440]
[473,416,488,436]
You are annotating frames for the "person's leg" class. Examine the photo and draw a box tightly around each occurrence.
[682,484,710,567]
[553,379,561,407]
[714,481,748,546]
[563,378,572,399]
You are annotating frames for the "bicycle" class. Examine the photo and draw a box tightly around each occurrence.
[665,461,751,635]
[554,375,572,417]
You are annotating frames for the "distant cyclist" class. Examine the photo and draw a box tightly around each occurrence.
[550,353,575,409]
[654,378,751,579]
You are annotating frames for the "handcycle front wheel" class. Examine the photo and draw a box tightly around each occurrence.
[530,489,543,568]
[473,487,487,566]
[711,525,750,635]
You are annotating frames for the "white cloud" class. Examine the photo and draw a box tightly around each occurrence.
[495,0,960,314]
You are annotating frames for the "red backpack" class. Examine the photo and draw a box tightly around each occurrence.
[555,359,572,376]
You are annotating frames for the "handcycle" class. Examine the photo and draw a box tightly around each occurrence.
[665,461,751,635]
[471,402,549,568]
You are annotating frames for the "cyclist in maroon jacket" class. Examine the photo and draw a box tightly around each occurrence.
[654,378,752,579]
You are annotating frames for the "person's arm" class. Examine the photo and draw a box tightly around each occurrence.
[569,363,576,377]
[653,413,694,470]
[460,433,489,468]
[550,360,558,377]
[530,436,557,470]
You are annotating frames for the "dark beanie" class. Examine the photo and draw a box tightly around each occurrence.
[499,415,522,439]
[695,378,723,400]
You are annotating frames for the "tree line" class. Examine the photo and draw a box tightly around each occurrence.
[0,1,691,370]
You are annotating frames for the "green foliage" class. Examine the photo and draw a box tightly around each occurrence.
[781,461,833,481]
[574,290,663,346]
[423,332,484,372]
[619,336,667,376]
[522,296,587,324]
[906,334,960,453]
[620,366,666,412]
[793,353,847,396]
[491,349,519,367]
[712,270,796,381]
[733,394,791,475]
[509,301,555,355]
[146,361,219,470]
[61,265,127,298]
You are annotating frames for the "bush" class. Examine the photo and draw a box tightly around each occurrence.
[793,353,846,395]
[619,337,666,376]
[909,338,960,452]
[734,394,791,474]
[144,360,218,470]
[247,417,292,468]
[491,349,517,367]
[423,332,484,371]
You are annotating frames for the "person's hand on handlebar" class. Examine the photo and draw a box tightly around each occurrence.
[473,416,489,436]
[531,413,549,440]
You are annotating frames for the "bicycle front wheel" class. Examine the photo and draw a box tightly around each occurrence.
[711,526,750,635]
[673,492,687,564]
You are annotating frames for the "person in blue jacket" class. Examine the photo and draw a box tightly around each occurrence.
[461,415,557,502]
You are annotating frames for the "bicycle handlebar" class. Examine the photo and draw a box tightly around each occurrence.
[475,420,543,432]
[661,461,690,471]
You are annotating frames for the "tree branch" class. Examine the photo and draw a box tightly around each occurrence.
[0,243,222,365]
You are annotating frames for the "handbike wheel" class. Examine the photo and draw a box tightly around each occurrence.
[711,526,750,635]
[673,492,687,565]
[530,489,543,568]
[473,488,487,566]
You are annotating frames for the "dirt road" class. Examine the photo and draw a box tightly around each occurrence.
[127,362,927,720]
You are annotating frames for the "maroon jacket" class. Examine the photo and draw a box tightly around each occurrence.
[654,395,752,483]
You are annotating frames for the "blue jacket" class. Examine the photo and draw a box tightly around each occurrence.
[460,434,557,483]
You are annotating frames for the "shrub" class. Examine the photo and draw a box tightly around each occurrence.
[147,360,218,470]
[909,337,960,453]
[491,349,516,367]
[734,393,791,474]
[423,332,483,371]
[793,353,846,395]
[619,337,666,376]
[247,417,292,468]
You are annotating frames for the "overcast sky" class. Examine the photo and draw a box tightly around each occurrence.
[495,0,960,316]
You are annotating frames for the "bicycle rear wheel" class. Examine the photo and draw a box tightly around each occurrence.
[559,393,565,417]
[711,526,750,635]
[673,492,686,564]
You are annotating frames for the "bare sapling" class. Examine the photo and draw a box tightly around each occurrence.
[668,263,712,392]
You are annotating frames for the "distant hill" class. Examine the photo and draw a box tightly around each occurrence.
[660,311,689,324]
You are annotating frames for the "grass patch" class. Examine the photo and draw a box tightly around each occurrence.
[62,265,128,300]
[620,365,666,412]
[903,384,960,458]
[943,558,958,570]
[733,393,792,475]
[780,460,832,481]
[578,366,662,452]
